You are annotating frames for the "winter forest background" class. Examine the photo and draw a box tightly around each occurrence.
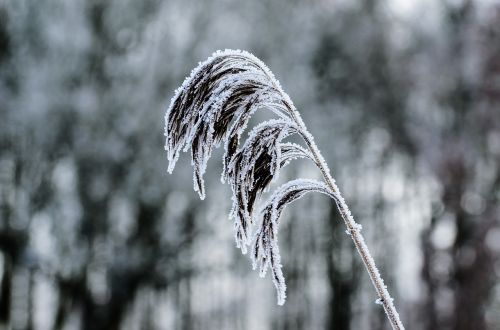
[0,0,499,329]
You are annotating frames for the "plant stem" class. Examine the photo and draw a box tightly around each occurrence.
[289,109,405,330]
[252,55,404,328]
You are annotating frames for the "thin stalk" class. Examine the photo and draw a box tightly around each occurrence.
[253,58,404,327]
[288,109,405,330]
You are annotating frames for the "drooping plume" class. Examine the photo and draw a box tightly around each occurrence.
[164,49,295,200]
[165,50,406,330]
[164,50,320,304]
[224,119,310,253]
[251,179,334,305]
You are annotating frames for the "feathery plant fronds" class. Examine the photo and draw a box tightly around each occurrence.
[164,49,405,329]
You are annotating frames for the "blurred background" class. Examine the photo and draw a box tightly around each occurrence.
[0,0,499,329]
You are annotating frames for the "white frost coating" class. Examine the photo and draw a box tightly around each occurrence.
[345,222,363,236]
[251,179,334,305]
[164,50,405,329]
[376,297,394,305]
[165,49,296,200]
[279,142,315,167]
[225,119,302,253]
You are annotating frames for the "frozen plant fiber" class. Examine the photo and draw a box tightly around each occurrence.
[164,49,405,330]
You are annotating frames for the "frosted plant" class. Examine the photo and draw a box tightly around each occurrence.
[164,49,405,329]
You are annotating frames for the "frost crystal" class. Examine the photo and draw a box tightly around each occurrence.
[251,179,334,304]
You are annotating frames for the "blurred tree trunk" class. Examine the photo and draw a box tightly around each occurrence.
[272,212,309,330]
[0,255,12,326]
[325,204,356,330]
[420,211,439,330]
[420,3,500,329]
